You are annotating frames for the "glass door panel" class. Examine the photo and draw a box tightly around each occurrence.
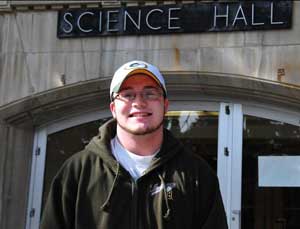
[41,111,219,216]
[242,115,300,229]
[42,118,110,213]
[165,111,219,170]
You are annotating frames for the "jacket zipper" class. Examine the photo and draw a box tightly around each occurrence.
[131,180,138,229]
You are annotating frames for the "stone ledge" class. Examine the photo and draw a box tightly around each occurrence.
[0,0,128,12]
[1,72,300,128]
[0,1,198,12]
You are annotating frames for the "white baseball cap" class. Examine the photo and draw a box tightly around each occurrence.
[110,60,167,100]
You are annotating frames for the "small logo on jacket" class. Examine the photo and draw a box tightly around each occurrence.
[150,183,176,198]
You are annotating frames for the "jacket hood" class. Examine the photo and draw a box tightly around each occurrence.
[85,119,118,171]
[85,118,183,174]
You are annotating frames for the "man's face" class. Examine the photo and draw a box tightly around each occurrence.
[110,74,169,136]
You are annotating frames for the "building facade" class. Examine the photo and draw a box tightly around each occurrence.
[0,1,299,229]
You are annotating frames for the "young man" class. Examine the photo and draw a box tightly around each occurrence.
[40,60,228,229]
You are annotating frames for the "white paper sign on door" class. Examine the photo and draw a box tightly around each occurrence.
[259,156,300,187]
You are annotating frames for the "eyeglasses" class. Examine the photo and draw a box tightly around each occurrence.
[113,88,163,102]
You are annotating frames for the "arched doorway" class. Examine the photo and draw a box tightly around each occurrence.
[19,73,300,229]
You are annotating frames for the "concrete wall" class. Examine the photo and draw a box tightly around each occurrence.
[0,2,300,107]
[0,122,34,229]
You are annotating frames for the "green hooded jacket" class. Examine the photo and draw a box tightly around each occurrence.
[40,119,228,229]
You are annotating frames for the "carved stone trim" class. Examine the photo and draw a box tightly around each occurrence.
[1,72,300,128]
[0,0,125,12]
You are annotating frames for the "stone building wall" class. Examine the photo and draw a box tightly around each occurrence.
[0,1,300,107]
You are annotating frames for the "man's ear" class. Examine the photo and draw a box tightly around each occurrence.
[110,102,116,118]
[164,99,169,114]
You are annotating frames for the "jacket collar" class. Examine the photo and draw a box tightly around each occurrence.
[86,118,182,175]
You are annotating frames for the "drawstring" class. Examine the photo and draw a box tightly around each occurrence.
[158,174,171,220]
[100,163,120,211]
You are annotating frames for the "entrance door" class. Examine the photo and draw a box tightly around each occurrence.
[42,110,220,214]
[27,102,300,229]
[224,105,300,229]
[26,103,222,229]
[240,108,300,229]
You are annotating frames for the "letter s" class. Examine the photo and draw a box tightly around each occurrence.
[62,12,73,33]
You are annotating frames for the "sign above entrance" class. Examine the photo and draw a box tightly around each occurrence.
[57,1,292,38]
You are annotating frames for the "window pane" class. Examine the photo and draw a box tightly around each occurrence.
[164,111,218,170]
[42,111,219,215]
[242,116,300,229]
[42,118,110,213]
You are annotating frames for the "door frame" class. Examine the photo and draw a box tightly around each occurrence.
[26,110,112,229]
[25,101,220,229]
[218,103,243,228]
[25,101,300,229]
[220,103,300,229]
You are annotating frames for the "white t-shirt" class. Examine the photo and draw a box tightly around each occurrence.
[111,136,159,180]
